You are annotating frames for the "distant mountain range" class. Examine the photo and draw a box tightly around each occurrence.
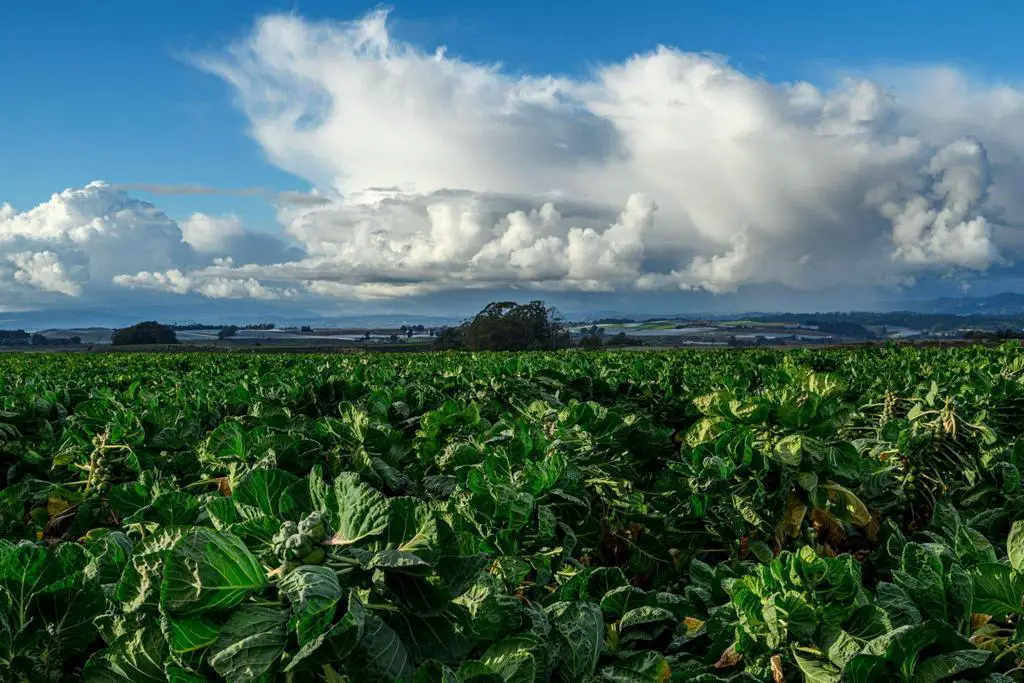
[0,305,459,331]
[575,292,1024,322]
[2,292,1023,331]
[895,292,1024,316]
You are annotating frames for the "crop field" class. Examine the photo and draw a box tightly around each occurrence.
[3,345,1024,682]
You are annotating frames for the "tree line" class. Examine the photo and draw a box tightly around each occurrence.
[108,301,639,351]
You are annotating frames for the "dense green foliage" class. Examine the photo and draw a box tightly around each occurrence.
[433,301,570,351]
[2,344,1024,681]
[110,321,177,346]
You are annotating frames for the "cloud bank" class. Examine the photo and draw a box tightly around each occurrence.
[5,9,1024,315]
[0,182,298,310]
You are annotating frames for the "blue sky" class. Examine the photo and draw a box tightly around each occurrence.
[2,1,1024,320]
[4,0,1020,223]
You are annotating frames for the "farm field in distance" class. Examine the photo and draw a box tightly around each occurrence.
[2,345,1024,681]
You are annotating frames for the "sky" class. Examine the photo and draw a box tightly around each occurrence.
[3,0,1024,323]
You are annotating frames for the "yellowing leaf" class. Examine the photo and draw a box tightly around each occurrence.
[714,643,742,669]
[779,491,808,539]
[683,616,705,633]
[823,482,872,528]
[47,496,71,518]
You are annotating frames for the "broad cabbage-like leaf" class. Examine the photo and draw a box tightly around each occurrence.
[160,529,266,616]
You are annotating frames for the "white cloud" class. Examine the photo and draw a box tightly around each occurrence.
[0,182,304,308]
[113,269,297,300]
[6,9,1024,315]
[110,269,192,295]
[0,182,192,304]
[8,251,82,296]
[179,213,244,253]
[178,9,1024,300]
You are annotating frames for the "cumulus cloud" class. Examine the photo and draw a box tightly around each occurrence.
[0,182,191,304]
[0,182,304,307]
[179,213,245,253]
[114,266,298,300]
[9,251,83,296]
[175,9,1024,300]
[7,9,1024,314]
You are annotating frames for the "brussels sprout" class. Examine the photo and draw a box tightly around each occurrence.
[298,511,330,542]
[273,522,300,548]
[300,547,326,565]
[284,534,311,560]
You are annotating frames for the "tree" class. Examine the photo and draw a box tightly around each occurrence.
[218,325,239,340]
[433,300,570,352]
[604,332,635,347]
[579,334,603,350]
[432,326,463,350]
[111,321,177,346]
[30,333,46,346]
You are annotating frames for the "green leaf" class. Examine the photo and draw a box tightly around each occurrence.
[202,420,249,465]
[773,435,804,466]
[368,549,434,575]
[285,591,365,672]
[228,515,280,560]
[160,528,266,616]
[386,604,477,663]
[161,614,220,672]
[600,585,647,621]
[114,526,186,613]
[793,649,842,683]
[84,529,134,585]
[1008,520,1024,573]
[894,543,947,622]
[456,661,505,682]
[955,526,997,567]
[386,497,441,565]
[596,651,671,682]
[547,601,603,681]
[880,621,974,678]
[586,567,629,600]
[841,654,890,683]
[0,540,59,624]
[479,636,542,683]
[971,563,1024,617]
[107,482,151,520]
[911,649,991,683]
[618,606,677,646]
[165,667,207,683]
[414,661,461,683]
[208,605,289,683]
[875,582,921,628]
[346,612,416,681]
[132,491,200,527]
[166,665,209,683]
[947,563,974,631]
[826,630,865,669]
[322,473,390,548]
[279,565,344,643]
[33,564,106,655]
[233,468,302,520]
[82,624,168,682]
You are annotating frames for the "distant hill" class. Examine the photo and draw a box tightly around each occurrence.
[901,292,1024,316]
